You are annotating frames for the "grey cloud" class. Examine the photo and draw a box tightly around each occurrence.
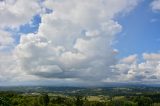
[15,0,140,82]
[0,0,147,85]
[114,53,160,82]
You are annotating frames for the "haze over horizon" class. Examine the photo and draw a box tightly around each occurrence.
[0,0,160,86]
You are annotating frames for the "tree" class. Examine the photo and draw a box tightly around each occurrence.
[134,96,153,106]
[39,94,50,106]
[0,97,11,106]
[75,96,84,106]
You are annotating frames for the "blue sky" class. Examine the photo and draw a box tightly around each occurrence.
[0,0,160,86]
[115,0,160,58]
[14,0,160,59]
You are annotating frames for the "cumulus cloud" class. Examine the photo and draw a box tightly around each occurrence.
[151,0,160,11]
[0,30,14,50]
[0,50,42,85]
[0,0,42,85]
[0,52,17,83]
[14,0,140,83]
[3,0,159,85]
[0,0,41,28]
[114,53,160,82]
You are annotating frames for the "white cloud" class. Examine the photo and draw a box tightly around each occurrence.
[151,0,160,11]
[120,54,137,64]
[0,30,14,50]
[0,52,17,82]
[0,0,41,28]
[2,0,155,85]
[0,50,40,85]
[14,0,139,83]
[114,53,160,82]
[143,53,160,60]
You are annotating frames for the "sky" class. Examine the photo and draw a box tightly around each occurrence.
[0,0,160,86]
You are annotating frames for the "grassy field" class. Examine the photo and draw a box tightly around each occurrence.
[0,86,160,106]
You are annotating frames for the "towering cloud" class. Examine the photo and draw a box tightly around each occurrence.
[14,0,139,84]
[2,0,159,85]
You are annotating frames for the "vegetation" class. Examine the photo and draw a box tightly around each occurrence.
[0,87,160,106]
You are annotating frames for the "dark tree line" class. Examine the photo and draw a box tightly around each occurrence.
[0,92,160,106]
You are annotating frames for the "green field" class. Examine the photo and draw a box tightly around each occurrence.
[0,86,160,106]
